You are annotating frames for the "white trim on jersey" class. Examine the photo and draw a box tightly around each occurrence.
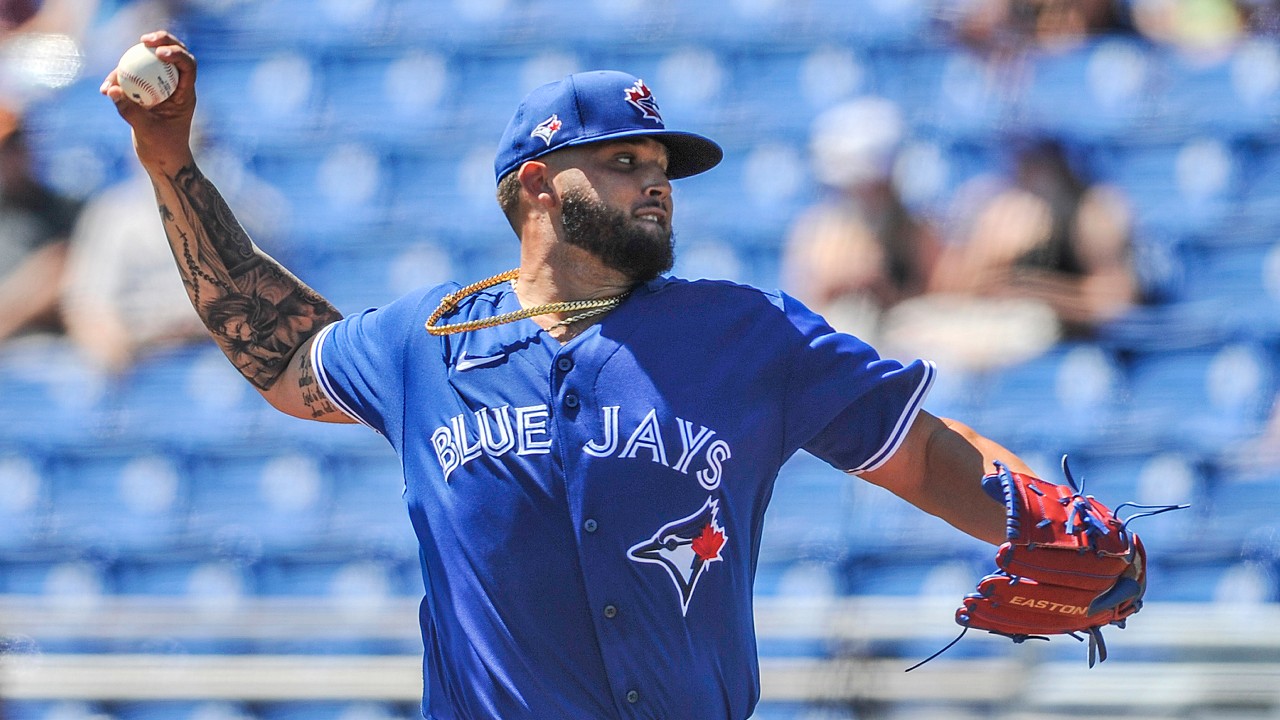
[848,360,937,474]
[309,322,377,431]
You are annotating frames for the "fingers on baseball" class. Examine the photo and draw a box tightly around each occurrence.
[140,30,198,88]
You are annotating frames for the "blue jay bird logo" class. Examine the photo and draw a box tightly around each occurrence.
[628,497,727,615]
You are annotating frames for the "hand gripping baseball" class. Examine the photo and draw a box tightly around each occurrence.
[909,457,1186,670]
[101,31,199,171]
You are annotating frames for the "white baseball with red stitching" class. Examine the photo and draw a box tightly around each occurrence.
[116,43,178,108]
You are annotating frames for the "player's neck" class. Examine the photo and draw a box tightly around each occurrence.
[516,245,632,305]
[514,244,633,339]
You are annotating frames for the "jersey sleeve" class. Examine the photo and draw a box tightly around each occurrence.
[309,287,439,442]
[778,292,936,474]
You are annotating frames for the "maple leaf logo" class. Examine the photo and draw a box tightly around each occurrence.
[692,522,726,561]
[624,79,663,123]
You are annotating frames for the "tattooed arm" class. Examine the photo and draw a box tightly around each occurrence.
[102,31,351,423]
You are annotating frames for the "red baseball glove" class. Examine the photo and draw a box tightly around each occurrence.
[913,457,1183,670]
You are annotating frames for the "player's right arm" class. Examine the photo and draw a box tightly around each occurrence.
[101,31,352,423]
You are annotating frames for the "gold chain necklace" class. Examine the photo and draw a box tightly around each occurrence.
[424,268,631,336]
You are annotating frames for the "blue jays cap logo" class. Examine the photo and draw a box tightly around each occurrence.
[628,497,727,615]
[531,113,562,146]
[624,79,663,124]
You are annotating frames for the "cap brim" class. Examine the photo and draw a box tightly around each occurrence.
[557,128,724,180]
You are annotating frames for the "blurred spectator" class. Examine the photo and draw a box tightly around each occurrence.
[947,0,1131,55]
[59,166,205,372]
[0,104,79,344]
[1130,0,1247,52]
[60,133,286,373]
[781,97,941,344]
[1241,0,1280,35]
[879,137,1139,370]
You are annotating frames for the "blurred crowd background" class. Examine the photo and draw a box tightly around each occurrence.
[2,0,1280,719]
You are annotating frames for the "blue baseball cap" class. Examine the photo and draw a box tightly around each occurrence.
[494,70,723,184]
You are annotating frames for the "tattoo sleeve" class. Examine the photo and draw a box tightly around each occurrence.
[156,164,342,392]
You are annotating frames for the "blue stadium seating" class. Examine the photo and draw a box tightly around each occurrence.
[258,702,412,720]
[324,448,418,558]
[106,344,271,448]
[1091,138,1240,238]
[749,703,856,720]
[1022,38,1160,142]
[972,342,1126,452]
[4,701,117,720]
[0,446,51,553]
[184,448,333,556]
[759,452,856,563]
[195,53,328,148]
[0,340,113,446]
[43,446,189,555]
[1124,343,1276,452]
[11,8,1280,717]
[112,701,258,720]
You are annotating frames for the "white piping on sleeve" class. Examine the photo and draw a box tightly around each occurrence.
[849,360,937,474]
[310,322,376,430]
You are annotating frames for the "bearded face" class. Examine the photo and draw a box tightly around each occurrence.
[559,186,674,284]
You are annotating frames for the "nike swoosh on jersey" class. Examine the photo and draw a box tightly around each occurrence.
[456,352,507,371]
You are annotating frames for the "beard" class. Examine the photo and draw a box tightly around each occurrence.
[560,188,674,284]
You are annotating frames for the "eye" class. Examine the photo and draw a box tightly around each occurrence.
[615,154,635,166]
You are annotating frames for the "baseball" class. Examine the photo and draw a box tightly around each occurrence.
[115,42,178,108]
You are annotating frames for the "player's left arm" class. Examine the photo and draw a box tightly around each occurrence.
[856,410,1032,545]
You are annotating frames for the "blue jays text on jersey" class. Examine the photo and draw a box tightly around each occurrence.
[310,275,936,720]
[430,402,734,489]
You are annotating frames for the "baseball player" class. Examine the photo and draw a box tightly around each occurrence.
[103,31,1152,720]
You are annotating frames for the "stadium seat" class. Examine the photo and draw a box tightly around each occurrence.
[0,340,112,445]
[748,703,856,720]
[196,52,327,148]
[4,701,117,720]
[1124,343,1276,452]
[760,452,856,563]
[0,558,114,653]
[184,448,332,556]
[111,557,257,653]
[1090,138,1239,238]
[112,701,257,720]
[0,447,51,553]
[1205,471,1280,557]
[1174,242,1280,338]
[249,141,392,242]
[387,146,516,239]
[1147,558,1277,604]
[107,344,269,448]
[1152,39,1280,140]
[324,449,418,558]
[258,702,411,720]
[43,447,188,555]
[319,48,458,148]
[1232,141,1280,245]
[720,46,872,141]
[1022,38,1158,142]
[875,48,1012,140]
[253,556,420,653]
[972,342,1125,452]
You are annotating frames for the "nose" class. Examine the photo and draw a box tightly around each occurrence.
[644,167,672,200]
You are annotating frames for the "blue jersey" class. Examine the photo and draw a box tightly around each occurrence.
[311,275,935,720]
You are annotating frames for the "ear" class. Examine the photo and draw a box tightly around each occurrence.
[517,161,558,209]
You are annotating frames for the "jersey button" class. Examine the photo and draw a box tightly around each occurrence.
[603,604,618,619]
[564,393,579,409]
[583,518,598,533]
[556,356,574,372]
[625,690,639,704]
